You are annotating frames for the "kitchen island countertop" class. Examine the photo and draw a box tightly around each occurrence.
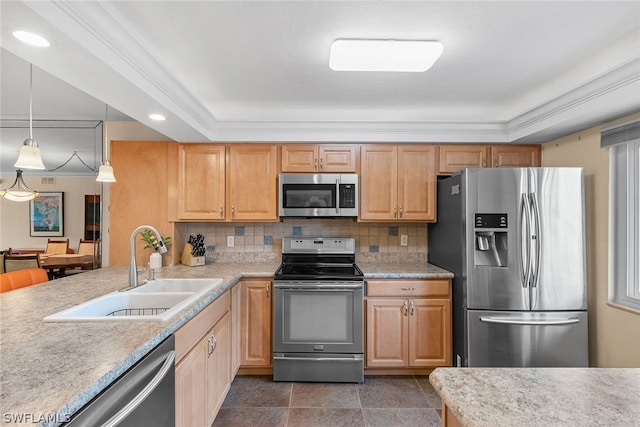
[0,260,451,426]
[429,367,640,427]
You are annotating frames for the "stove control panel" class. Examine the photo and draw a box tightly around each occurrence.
[283,237,356,254]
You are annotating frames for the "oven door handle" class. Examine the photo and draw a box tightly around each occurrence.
[274,356,362,362]
[274,283,363,290]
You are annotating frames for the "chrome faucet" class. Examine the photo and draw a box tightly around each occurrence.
[129,225,167,288]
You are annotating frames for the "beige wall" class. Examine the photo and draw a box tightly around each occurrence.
[542,112,640,368]
[0,176,100,251]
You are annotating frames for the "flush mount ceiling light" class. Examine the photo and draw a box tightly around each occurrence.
[0,169,38,202]
[329,39,443,72]
[149,113,166,121]
[96,104,116,183]
[12,30,50,48]
[14,63,45,170]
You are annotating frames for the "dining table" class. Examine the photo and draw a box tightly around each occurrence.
[40,254,96,278]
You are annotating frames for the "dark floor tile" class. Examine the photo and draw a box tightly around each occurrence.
[288,408,365,427]
[221,375,292,408]
[363,408,441,427]
[291,383,360,408]
[212,407,289,427]
[415,375,443,408]
[357,376,429,408]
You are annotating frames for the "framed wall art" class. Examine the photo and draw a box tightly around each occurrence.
[29,192,64,237]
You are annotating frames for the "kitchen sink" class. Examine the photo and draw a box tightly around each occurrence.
[129,278,223,293]
[43,278,224,322]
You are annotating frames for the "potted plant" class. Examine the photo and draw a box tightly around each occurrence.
[140,229,172,269]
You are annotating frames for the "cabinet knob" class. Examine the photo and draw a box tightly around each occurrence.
[231,206,235,217]
[219,206,224,217]
[319,158,324,170]
[266,284,270,298]
[314,158,318,171]
[401,287,416,291]
[399,205,403,218]
[393,206,397,219]
[410,301,415,316]
[403,301,408,316]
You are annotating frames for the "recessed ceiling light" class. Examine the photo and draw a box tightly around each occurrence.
[149,114,166,121]
[13,30,50,48]
[329,39,443,72]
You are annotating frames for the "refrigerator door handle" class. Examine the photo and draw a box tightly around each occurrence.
[521,193,532,288]
[479,316,581,325]
[529,193,541,288]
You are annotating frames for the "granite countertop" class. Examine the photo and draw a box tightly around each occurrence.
[0,260,451,426]
[429,367,640,427]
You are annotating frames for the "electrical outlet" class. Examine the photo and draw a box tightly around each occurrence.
[400,234,408,246]
[227,236,235,247]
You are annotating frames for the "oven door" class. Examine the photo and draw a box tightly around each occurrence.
[273,281,364,354]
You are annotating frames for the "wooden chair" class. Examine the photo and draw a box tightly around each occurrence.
[45,239,70,255]
[65,240,100,275]
[0,248,11,274]
[3,254,42,273]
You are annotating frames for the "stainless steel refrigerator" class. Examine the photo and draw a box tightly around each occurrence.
[428,167,588,367]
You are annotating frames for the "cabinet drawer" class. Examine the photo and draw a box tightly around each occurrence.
[176,290,231,363]
[367,280,450,298]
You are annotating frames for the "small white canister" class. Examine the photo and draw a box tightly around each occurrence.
[149,252,162,269]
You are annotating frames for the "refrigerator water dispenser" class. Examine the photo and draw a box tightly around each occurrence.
[474,214,508,267]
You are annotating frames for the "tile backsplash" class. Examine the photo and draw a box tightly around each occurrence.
[183,219,428,263]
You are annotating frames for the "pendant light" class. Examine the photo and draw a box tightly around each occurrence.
[0,169,38,201]
[96,104,116,182]
[14,63,45,170]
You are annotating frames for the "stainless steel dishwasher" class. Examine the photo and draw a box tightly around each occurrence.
[66,335,175,427]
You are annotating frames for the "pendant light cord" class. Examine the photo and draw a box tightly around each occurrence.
[29,63,33,140]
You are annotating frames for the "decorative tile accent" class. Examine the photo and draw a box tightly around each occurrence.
[185,220,428,257]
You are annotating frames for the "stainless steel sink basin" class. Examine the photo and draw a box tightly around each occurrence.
[130,278,223,293]
[43,278,224,322]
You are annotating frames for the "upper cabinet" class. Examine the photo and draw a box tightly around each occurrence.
[177,144,226,220]
[173,143,278,222]
[490,145,541,168]
[227,145,278,221]
[360,145,436,222]
[437,144,541,175]
[281,144,357,173]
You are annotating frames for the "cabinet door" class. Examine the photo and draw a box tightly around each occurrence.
[397,145,436,221]
[366,299,408,367]
[177,144,226,220]
[490,145,541,168]
[318,144,357,172]
[175,336,207,427]
[241,280,272,367]
[409,298,452,367]
[227,145,278,221]
[360,145,398,221]
[437,145,489,175]
[281,145,319,172]
[207,312,231,427]
[231,283,242,376]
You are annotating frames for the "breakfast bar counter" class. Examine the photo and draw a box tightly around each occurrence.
[429,367,640,427]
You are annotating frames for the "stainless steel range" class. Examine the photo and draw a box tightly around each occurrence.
[273,237,364,383]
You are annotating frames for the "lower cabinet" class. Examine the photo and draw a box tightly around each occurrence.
[366,279,452,369]
[240,279,272,367]
[175,291,231,427]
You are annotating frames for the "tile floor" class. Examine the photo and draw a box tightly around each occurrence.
[213,375,442,427]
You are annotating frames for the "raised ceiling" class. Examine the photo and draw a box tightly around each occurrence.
[1,1,639,173]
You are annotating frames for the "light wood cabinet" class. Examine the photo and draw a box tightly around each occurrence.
[490,145,540,168]
[175,291,231,427]
[227,145,278,221]
[437,144,541,175]
[176,144,226,220]
[240,279,272,367]
[366,279,451,368]
[231,283,241,376]
[281,144,357,172]
[360,145,436,222]
[437,145,489,175]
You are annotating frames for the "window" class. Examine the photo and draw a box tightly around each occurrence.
[604,119,640,311]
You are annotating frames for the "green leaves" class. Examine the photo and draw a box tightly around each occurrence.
[140,229,172,251]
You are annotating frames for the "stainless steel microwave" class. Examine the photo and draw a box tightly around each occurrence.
[279,174,358,218]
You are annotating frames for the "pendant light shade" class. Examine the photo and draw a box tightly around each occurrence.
[96,105,116,183]
[0,169,38,201]
[96,162,116,182]
[14,64,45,170]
